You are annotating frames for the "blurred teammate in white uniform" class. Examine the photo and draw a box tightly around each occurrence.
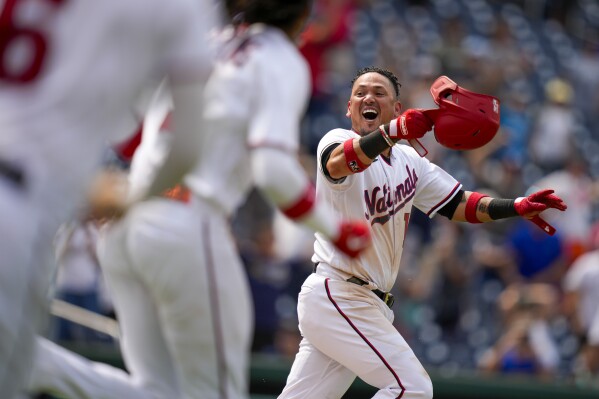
[278,67,567,399]
[563,224,599,376]
[0,0,214,396]
[30,1,370,398]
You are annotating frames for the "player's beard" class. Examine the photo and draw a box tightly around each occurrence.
[357,118,379,136]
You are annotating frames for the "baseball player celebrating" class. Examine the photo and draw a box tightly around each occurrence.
[278,67,567,399]
[0,0,215,396]
[29,1,370,399]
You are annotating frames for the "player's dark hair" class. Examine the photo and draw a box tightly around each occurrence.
[351,67,401,98]
[243,0,312,30]
[224,0,244,22]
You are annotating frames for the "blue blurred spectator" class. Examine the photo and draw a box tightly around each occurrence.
[507,219,566,285]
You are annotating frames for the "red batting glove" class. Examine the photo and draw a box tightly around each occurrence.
[332,221,371,258]
[514,189,567,218]
[514,189,567,236]
[389,109,434,140]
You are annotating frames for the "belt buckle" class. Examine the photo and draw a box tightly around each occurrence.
[384,292,394,308]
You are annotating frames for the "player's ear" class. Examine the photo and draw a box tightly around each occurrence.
[394,101,402,117]
[346,101,351,118]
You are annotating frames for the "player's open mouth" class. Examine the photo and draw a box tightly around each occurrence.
[362,109,378,120]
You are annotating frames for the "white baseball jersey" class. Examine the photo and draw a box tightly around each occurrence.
[0,1,213,397]
[126,23,314,221]
[126,83,174,202]
[0,0,212,227]
[313,129,462,292]
[185,23,311,216]
[280,133,461,399]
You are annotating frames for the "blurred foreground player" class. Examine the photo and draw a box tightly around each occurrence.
[0,0,214,396]
[29,0,370,398]
[563,224,599,378]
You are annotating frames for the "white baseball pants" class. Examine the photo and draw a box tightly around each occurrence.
[279,272,433,399]
[29,198,254,399]
[99,198,254,399]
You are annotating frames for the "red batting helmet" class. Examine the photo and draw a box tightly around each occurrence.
[422,76,500,150]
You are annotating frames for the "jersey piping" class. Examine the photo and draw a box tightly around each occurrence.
[324,279,406,398]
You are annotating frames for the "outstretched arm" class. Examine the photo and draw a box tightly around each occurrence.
[440,189,567,235]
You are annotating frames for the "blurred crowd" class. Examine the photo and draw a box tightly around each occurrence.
[50,0,599,389]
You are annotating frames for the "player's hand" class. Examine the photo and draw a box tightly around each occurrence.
[514,189,567,219]
[332,221,371,258]
[84,169,130,221]
[390,109,434,140]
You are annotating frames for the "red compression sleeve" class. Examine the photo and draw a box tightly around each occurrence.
[465,192,489,224]
[281,184,316,220]
[113,125,143,162]
[343,139,369,173]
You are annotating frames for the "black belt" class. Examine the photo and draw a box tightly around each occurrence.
[313,263,394,308]
[346,276,394,308]
[0,158,24,187]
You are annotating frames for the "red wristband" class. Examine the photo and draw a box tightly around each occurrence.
[281,184,315,220]
[465,192,489,224]
[113,125,143,162]
[343,139,369,173]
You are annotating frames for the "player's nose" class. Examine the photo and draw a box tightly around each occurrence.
[363,93,376,104]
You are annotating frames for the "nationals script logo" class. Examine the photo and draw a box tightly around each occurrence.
[364,165,418,226]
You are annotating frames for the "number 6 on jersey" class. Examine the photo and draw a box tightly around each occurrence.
[0,0,66,83]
